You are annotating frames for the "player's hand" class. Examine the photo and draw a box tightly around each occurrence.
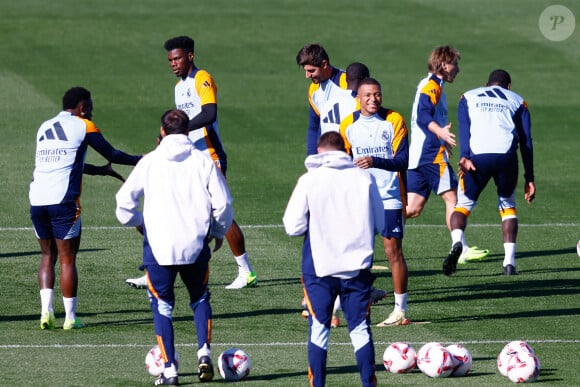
[353,156,373,169]
[524,181,536,204]
[104,163,126,182]
[458,157,476,174]
[212,237,224,252]
[439,122,456,148]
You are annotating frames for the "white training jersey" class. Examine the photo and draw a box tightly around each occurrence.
[174,69,224,161]
[319,83,357,135]
[409,73,448,168]
[29,111,95,205]
[340,110,408,210]
[460,86,527,155]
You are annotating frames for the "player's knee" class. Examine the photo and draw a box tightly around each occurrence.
[156,299,174,319]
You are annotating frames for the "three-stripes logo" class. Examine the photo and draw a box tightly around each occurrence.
[477,88,507,100]
[39,122,68,142]
[322,102,340,125]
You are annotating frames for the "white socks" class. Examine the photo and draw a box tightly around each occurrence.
[197,343,210,359]
[63,297,77,321]
[234,253,253,275]
[503,243,516,267]
[40,288,54,314]
[393,292,408,312]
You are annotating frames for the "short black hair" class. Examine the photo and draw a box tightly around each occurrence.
[487,69,511,88]
[161,109,190,135]
[357,77,381,92]
[346,62,370,90]
[164,36,195,54]
[62,87,91,110]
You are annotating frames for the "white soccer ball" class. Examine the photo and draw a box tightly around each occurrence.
[506,350,541,383]
[382,342,417,374]
[497,341,534,377]
[145,345,179,376]
[218,348,251,381]
[416,342,455,378]
[446,344,472,376]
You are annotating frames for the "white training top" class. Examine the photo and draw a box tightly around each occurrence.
[115,134,233,266]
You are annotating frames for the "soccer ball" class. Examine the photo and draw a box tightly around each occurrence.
[217,348,251,381]
[145,345,179,376]
[506,350,541,383]
[497,341,534,377]
[446,344,472,376]
[383,342,417,373]
[416,342,455,378]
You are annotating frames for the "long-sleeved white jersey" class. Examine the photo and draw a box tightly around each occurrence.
[283,151,384,278]
[115,134,233,266]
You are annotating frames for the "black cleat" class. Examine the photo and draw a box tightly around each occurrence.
[443,242,463,276]
[198,356,214,382]
[503,264,518,276]
[154,374,178,386]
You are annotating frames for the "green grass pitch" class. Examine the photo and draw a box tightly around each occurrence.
[0,0,578,385]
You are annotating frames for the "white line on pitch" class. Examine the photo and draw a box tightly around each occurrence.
[0,222,578,232]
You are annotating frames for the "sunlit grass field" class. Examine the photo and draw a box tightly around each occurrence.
[0,1,578,385]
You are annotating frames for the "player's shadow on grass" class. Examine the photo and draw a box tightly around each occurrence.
[213,277,302,288]
[435,307,579,323]
[0,248,108,260]
[411,278,580,303]
[399,247,575,277]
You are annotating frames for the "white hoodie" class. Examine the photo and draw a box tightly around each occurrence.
[115,134,233,266]
[283,151,384,278]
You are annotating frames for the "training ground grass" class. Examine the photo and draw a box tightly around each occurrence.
[0,0,579,385]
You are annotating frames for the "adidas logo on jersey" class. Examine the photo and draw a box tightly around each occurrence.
[39,122,68,142]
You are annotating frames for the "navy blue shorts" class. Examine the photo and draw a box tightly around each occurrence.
[381,209,404,239]
[142,227,211,305]
[407,162,457,198]
[30,203,81,240]
[303,269,373,329]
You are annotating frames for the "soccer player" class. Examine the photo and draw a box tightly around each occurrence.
[296,43,348,155]
[443,69,535,276]
[127,35,256,290]
[406,45,490,265]
[312,62,388,328]
[319,62,369,135]
[30,86,142,330]
[339,78,411,327]
[116,109,233,385]
[283,131,384,387]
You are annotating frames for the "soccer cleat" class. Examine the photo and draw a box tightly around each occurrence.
[442,242,463,276]
[225,271,257,289]
[458,246,490,264]
[63,318,85,330]
[40,312,56,330]
[154,374,179,386]
[376,310,410,327]
[504,264,518,276]
[154,374,178,386]
[370,287,388,304]
[330,315,340,328]
[198,356,214,382]
[125,275,148,289]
